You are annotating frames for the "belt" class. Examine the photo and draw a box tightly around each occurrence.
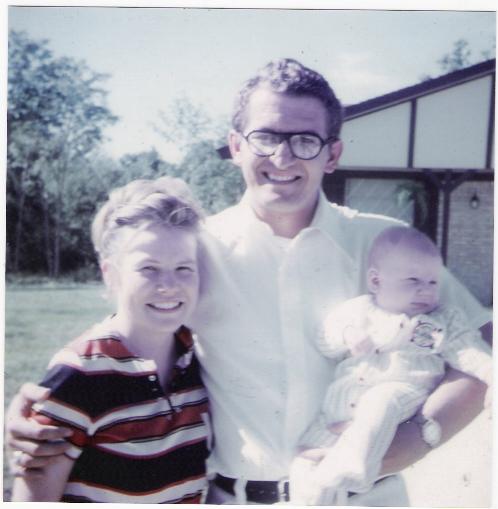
[214,473,392,504]
[214,473,290,503]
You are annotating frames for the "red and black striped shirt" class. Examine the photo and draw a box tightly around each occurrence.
[33,324,210,503]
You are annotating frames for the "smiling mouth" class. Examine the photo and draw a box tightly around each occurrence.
[147,302,183,312]
[263,172,300,183]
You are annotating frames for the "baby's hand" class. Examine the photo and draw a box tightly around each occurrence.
[344,326,375,356]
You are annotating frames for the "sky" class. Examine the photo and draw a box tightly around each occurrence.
[6,2,497,162]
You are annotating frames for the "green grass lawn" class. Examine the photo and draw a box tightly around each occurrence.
[3,283,113,501]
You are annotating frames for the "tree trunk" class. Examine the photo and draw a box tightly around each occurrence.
[12,169,26,273]
[41,194,53,276]
[53,198,61,279]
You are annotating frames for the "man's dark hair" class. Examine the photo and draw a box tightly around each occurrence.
[232,58,344,139]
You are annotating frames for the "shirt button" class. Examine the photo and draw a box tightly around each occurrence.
[148,375,157,382]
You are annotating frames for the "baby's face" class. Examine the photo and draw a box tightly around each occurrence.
[370,247,442,317]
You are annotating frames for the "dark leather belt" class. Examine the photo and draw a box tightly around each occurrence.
[214,473,392,503]
[214,473,290,503]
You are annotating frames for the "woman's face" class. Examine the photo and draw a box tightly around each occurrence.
[105,223,200,339]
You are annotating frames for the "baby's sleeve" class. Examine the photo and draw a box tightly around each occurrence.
[316,296,367,359]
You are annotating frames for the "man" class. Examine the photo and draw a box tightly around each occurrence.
[7,59,491,505]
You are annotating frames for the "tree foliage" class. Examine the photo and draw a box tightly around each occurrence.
[7,31,117,277]
[438,39,473,73]
[420,38,496,82]
[155,97,245,214]
[7,31,244,279]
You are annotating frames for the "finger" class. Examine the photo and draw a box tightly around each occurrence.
[8,417,73,442]
[12,451,61,469]
[6,384,50,423]
[8,437,72,457]
[298,447,326,462]
[8,451,48,477]
[19,382,51,403]
[11,465,48,480]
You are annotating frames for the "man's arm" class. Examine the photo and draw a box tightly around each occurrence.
[12,453,74,501]
[381,321,492,475]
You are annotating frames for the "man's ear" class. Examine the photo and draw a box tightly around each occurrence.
[324,139,343,175]
[228,129,243,166]
[366,267,380,294]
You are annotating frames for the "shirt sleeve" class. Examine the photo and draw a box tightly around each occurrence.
[316,297,369,359]
[440,307,493,386]
[32,349,95,460]
[439,268,492,330]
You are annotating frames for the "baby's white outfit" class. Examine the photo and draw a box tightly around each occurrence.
[292,295,492,501]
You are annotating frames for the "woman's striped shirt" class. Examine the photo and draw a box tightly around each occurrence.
[32,324,210,503]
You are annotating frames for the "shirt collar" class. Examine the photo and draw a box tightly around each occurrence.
[305,191,357,265]
[235,191,356,264]
[238,190,337,235]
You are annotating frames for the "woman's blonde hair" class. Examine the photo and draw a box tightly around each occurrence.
[92,176,204,261]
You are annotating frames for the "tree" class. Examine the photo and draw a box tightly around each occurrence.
[7,31,118,277]
[154,95,225,153]
[438,39,472,73]
[6,122,45,272]
[7,31,54,272]
[154,97,244,213]
[117,149,178,184]
[420,38,495,82]
[179,140,244,214]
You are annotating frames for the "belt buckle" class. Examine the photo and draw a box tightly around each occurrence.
[277,478,290,502]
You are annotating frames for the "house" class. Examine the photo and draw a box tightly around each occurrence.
[325,59,495,306]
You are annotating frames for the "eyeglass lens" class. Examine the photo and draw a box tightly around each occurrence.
[246,131,324,160]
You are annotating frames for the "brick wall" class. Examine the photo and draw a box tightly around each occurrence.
[436,181,493,306]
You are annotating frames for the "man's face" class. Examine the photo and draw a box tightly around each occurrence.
[229,89,342,228]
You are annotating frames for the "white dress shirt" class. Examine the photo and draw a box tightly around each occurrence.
[191,192,491,481]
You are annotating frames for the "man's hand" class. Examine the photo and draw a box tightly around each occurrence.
[6,383,73,477]
[381,321,492,476]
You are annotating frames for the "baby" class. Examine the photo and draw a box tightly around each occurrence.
[290,226,492,505]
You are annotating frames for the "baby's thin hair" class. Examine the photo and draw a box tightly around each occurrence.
[368,226,441,269]
[92,176,204,260]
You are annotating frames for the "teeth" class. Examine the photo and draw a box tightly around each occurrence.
[150,302,181,310]
[266,173,297,182]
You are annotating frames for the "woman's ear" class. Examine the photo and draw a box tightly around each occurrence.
[366,267,380,294]
[101,259,119,295]
[228,129,244,166]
